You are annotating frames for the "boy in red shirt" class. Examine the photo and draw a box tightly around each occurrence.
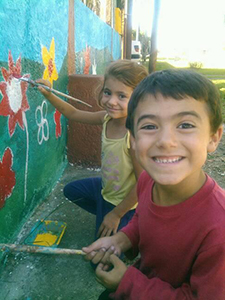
[83,69,225,300]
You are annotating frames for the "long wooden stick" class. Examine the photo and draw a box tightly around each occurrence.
[0,243,85,256]
[48,87,92,108]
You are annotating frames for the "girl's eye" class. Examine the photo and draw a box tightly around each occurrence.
[103,90,111,96]
[178,123,195,129]
[119,94,127,99]
[140,124,157,130]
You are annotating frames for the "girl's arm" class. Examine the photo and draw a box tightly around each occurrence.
[36,79,106,125]
[98,145,143,237]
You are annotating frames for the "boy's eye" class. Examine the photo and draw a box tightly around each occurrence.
[178,123,195,129]
[140,124,157,130]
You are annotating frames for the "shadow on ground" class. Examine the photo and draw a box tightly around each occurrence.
[0,164,105,300]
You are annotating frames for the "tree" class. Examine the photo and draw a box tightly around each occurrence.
[149,0,160,73]
[132,30,150,62]
[81,0,101,16]
[139,32,150,62]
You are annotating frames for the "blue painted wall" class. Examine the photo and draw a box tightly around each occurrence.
[0,0,121,244]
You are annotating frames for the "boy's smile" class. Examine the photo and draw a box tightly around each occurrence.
[132,93,222,204]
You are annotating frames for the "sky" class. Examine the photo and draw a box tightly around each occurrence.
[132,0,225,66]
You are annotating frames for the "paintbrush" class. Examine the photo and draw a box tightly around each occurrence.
[17,77,92,108]
[0,243,86,256]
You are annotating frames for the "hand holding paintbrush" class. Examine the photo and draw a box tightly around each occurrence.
[18,77,92,108]
[22,76,104,126]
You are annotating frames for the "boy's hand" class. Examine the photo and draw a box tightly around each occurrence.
[97,210,121,237]
[96,254,127,291]
[82,236,121,265]
[35,79,52,97]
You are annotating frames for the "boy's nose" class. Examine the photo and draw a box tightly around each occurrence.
[156,128,177,148]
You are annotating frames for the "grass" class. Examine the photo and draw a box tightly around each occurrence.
[142,60,225,123]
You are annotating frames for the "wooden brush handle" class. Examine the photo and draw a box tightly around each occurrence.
[0,243,86,255]
[40,85,92,108]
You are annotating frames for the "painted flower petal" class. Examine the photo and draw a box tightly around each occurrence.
[8,51,14,73]
[49,38,55,61]
[42,46,51,66]
[54,109,62,138]
[51,65,58,81]
[0,148,16,209]
[0,82,11,116]
[0,52,30,136]
[1,67,10,82]
[43,68,50,81]
[14,57,22,77]
[8,114,18,136]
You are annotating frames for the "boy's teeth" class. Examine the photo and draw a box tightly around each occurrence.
[154,157,182,163]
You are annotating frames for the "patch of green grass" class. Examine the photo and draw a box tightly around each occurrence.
[213,80,225,90]
[142,61,175,71]
[156,61,175,71]
[195,68,225,76]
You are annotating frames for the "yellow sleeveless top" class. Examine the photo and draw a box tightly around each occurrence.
[101,115,137,209]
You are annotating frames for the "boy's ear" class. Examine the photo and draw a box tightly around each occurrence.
[207,125,223,153]
[130,133,136,151]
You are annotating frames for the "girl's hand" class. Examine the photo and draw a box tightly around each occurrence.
[96,254,127,291]
[97,210,121,238]
[35,79,52,97]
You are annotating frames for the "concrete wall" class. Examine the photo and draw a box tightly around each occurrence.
[67,74,103,167]
[0,0,121,244]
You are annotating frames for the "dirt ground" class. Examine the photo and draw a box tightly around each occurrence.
[203,127,225,189]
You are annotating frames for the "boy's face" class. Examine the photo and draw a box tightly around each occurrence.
[132,93,222,187]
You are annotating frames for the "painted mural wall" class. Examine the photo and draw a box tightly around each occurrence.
[74,0,121,74]
[0,0,121,245]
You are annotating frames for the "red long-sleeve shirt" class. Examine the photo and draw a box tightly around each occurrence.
[112,171,225,299]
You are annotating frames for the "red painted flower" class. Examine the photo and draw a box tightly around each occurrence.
[0,51,30,136]
[0,148,16,209]
[54,109,62,138]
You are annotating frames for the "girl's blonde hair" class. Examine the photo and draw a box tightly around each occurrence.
[98,59,148,107]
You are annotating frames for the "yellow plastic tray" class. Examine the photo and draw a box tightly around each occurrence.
[24,220,67,248]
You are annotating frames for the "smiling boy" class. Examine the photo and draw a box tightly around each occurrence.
[83,69,225,300]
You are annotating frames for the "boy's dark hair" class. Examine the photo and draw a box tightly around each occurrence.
[98,59,148,107]
[126,69,222,136]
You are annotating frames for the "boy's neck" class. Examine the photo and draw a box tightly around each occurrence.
[152,170,207,206]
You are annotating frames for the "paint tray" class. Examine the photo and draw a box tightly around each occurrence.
[24,220,67,248]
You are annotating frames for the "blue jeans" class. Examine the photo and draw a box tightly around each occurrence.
[63,177,135,238]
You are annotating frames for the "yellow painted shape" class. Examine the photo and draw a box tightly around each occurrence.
[33,233,58,246]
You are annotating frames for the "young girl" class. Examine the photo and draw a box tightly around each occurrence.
[37,59,148,239]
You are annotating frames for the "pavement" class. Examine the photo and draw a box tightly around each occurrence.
[0,164,105,300]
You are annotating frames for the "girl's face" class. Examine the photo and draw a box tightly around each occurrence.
[101,76,133,119]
